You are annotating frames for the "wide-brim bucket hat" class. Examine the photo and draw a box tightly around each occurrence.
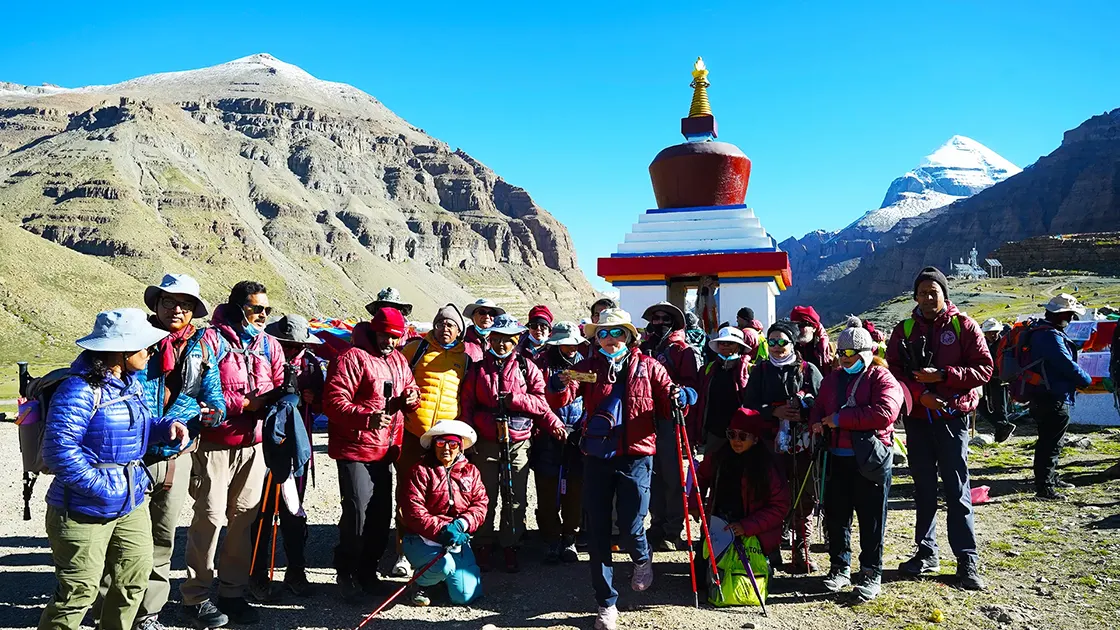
[144,273,209,319]
[980,318,1003,333]
[1041,293,1086,316]
[487,314,527,336]
[77,308,170,352]
[463,298,506,319]
[265,314,323,345]
[708,326,747,354]
[584,308,641,342]
[365,286,413,318]
[421,420,478,450]
[642,302,686,330]
[547,321,588,346]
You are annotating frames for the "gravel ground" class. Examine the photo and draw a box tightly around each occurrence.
[3,424,1119,630]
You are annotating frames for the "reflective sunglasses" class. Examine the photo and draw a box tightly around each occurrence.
[767,338,792,348]
[243,304,273,316]
[837,348,864,358]
[159,296,197,313]
[597,327,627,340]
[433,438,461,449]
[726,429,755,441]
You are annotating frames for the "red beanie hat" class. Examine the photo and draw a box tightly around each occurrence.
[790,305,822,327]
[528,305,554,326]
[372,307,407,337]
[729,407,772,439]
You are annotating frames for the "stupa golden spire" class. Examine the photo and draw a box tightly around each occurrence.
[688,57,712,118]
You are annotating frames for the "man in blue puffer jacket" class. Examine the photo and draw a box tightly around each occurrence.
[1029,294,1093,500]
[40,308,189,630]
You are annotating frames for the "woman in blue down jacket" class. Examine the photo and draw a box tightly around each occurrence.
[39,308,189,630]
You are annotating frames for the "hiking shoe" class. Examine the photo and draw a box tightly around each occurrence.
[956,556,986,591]
[594,605,619,630]
[994,422,1016,443]
[545,542,562,565]
[822,566,851,593]
[283,571,316,597]
[390,554,411,578]
[898,552,940,576]
[560,536,579,563]
[504,547,521,573]
[181,600,228,629]
[336,574,360,603]
[216,597,259,625]
[135,616,169,630]
[1054,477,1075,489]
[631,559,653,592]
[409,587,431,607]
[247,576,280,603]
[851,571,881,601]
[1035,487,1067,501]
[476,544,494,573]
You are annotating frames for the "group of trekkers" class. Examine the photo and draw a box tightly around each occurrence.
[33,264,1098,630]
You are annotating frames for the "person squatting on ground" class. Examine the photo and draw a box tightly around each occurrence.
[461,299,505,363]
[399,420,489,607]
[640,302,701,552]
[535,320,588,564]
[811,325,904,602]
[979,318,1017,443]
[39,309,190,630]
[182,281,286,627]
[460,314,568,573]
[556,308,681,630]
[1026,294,1093,500]
[887,266,991,591]
[790,305,834,376]
[691,408,791,590]
[323,307,420,600]
[696,326,753,456]
[742,319,823,574]
[247,314,326,600]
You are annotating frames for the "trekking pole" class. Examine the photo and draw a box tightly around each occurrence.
[731,538,768,617]
[672,410,700,608]
[673,399,720,588]
[354,546,451,628]
[250,471,275,570]
[268,488,281,581]
[496,393,516,538]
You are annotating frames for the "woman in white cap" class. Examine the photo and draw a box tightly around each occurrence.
[810,324,903,602]
[399,420,488,607]
[695,325,753,455]
[39,308,190,630]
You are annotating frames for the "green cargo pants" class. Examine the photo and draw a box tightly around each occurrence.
[39,502,153,630]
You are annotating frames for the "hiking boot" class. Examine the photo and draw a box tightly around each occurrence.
[390,554,411,578]
[409,586,431,607]
[476,544,494,573]
[851,570,882,601]
[767,550,784,573]
[247,575,280,603]
[336,574,360,603]
[650,535,675,553]
[283,570,316,597]
[631,558,653,592]
[1054,477,1075,489]
[1035,487,1067,501]
[216,597,259,625]
[898,552,940,576]
[545,542,561,564]
[181,600,229,629]
[503,547,521,573]
[956,556,986,591]
[788,520,818,574]
[560,536,579,563]
[822,566,851,593]
[135,616,168,630]
[594,605,619,630]
[994,422,1016,443]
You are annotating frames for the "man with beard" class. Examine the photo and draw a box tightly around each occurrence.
[791,305,834,375]
[640,302,700,552]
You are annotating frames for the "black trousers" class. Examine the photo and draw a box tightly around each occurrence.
[1030,396,1070,492]
[335,460,393,583]
[250,476,309,578]
[979,383,1013,429]
[825,454,891,575]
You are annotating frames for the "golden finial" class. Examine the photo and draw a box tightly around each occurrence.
[688,56,712,118]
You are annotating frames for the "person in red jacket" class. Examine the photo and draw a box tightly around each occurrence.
[516,304,554,371]
[640,301,700,552]
[461,298,505,362]
[460,314,567,573]
[887,266,992,592]
[324,307,420,601]
[692,408,791,588]
[695,326,753,455]
[790,305,834,375]
[556,308,681,630]
[400,420,489,607]
[811,325,903,602]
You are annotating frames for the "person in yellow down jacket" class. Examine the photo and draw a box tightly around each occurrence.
[391,304,471,577]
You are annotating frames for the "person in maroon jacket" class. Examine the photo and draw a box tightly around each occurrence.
[400,420,488,607]
[811,325,904,602]
[640,301,701,552]
[556,308,681,630]
[460,314,567,573]
[323,307,420,601]
[887,266,992,592]
[790,305,834,376]
[692,408,791,588]
[461,298,505,363]
[516,304,554,371]
[695,326,753,455]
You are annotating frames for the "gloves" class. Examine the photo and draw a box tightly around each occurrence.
[440,519,471,547]
[675,386,698,407]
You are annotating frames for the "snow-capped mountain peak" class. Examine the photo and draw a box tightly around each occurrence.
[880,135,1021,209]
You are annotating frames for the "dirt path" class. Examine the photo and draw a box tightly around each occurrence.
[1,425,1119,629]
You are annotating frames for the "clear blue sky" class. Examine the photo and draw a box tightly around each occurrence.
[4,2,1118,291]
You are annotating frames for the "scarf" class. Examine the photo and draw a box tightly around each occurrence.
[150,316,195,375]
[769,351,797,368]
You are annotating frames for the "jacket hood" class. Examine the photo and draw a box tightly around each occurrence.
[352,321,383,355]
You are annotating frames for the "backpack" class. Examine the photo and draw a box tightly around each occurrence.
[997,319,1051,402]
[581,365,630,459]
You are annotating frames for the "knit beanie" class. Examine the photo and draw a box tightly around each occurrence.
[837,326,875,369]
[913,266,949,299]
[768,319,800,342]
[433,304,465,336]
[737,307,755,322]
[528,305,554,327]
[372,307,407,337]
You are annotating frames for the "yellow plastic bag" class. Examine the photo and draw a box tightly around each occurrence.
[704,534,769,607]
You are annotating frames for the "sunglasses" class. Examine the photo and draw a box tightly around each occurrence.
[726,429,756,441]
[767,338,792,348]
[159,296,197,313]
[527,321,551,331]
[433,438,461,449]
[475,309,498,318]
[243,304,273,316]
[597,327,627,340]
[837,348,863,358]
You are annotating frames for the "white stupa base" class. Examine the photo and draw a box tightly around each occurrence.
[616,283,668,325]
[719,280,778,330]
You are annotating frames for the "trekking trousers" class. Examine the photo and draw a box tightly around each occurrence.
[1030,395,1071,492]
[584,455,653,608]
[905,414,978,561]
[402,535,482,605]
[335,459,394,585]
[825,453,892,575]
[474,438,531,549]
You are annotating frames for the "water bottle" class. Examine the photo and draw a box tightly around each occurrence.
[777,418,792,453]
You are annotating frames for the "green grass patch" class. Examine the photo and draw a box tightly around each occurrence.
[989,540,1013,552]
[1075,576,1101,587]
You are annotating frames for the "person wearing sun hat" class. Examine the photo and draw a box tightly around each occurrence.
[461,298,506,362]
[810,325,904,602]
[399,420,488,607]
[554,308,681,630]
[365,287,420,344]
[39,308,191,630]
[533,320,589,564]
[1028,293,1093,500]
[694,325,754,456]
[460,313,567,573]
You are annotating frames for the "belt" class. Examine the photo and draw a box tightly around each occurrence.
[94,460,148,513]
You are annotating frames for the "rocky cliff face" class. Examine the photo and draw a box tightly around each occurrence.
[994,232,1120,276]
[0,54,594,354]
[788,108,1120,322]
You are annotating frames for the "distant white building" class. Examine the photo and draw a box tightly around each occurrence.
[950,245,989,280]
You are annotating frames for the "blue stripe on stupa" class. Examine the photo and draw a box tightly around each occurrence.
[644,203,749,215]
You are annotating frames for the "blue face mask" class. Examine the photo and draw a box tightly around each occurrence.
[488,348,512,360]
[474,325,490,336]
[599,346,627,361]
[843,359,865,374]
[719,353,741,362]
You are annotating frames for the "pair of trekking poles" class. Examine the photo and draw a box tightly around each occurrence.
[671,398,767,616]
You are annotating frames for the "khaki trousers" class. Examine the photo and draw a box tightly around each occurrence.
[474,439,531,549]
[180,442,268,604]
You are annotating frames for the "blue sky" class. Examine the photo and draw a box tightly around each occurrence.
[3,2,1118,291]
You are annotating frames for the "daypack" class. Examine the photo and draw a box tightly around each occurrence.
[581,368,629,459]
[997,319,1051,402]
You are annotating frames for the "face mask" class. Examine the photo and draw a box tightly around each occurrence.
[599,346,627,361]
[647,323,671,339]
[474,325,490,336]
[719,353,741,362]
[770,352,797,367]
[488,348,512,360]
[528,332,546,346]
[440,341,458,350]
[843,359,865,374]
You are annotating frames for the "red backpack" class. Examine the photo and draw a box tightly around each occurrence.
[996,319,1052,402]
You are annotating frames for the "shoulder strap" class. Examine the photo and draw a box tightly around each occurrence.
[408,338,430,371]
[952,316,961,336]
[903,319,915,338]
